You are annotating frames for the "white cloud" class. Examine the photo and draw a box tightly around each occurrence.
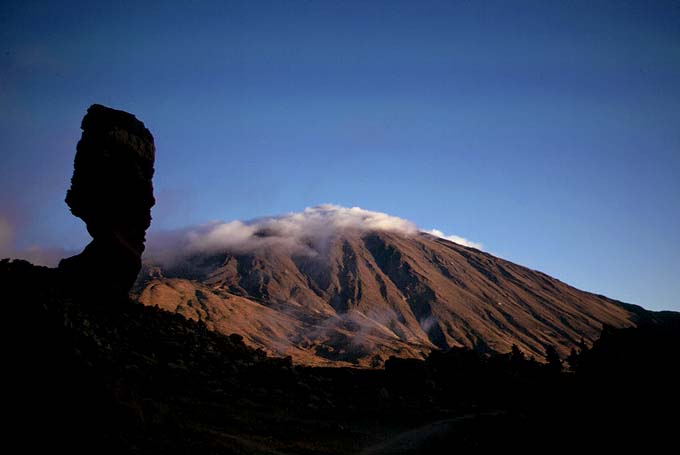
[424,228,483,250]
[146,204,483,262]
[149,204,418,257]
[186,220,258,252]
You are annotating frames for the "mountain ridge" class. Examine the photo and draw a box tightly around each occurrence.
[135,227,642,366]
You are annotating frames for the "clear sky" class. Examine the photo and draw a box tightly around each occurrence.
[1,0,679,311]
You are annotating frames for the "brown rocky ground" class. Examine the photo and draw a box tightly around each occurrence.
[136,230,643,366]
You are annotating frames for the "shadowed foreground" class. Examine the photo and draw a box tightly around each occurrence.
[3,258,678,454]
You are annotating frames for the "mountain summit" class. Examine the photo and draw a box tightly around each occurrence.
[135,206,640,366]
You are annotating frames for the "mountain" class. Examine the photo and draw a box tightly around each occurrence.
[134,215,643,366]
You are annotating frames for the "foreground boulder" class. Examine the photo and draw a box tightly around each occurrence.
[59,104,155,297]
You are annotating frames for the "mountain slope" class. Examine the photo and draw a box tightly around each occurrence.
[135,229,640,366]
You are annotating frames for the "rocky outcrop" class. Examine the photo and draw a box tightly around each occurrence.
[59,104,155,297]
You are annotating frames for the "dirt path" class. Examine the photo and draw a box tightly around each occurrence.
[360,411,504,454]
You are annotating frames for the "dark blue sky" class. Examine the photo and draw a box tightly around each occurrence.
[1,0,679,310]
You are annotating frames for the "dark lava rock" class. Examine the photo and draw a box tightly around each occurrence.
[59,104,155,297]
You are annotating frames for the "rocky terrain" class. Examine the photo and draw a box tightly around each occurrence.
[135,227,644,366]
[4,257,679,453]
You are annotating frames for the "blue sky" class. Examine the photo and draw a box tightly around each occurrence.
[1,0,679,311]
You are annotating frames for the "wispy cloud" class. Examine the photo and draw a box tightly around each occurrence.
[423,228,483,250]
[148,204,419,261]
[147,204,483,264]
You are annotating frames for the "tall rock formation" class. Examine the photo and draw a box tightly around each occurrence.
[59,104,155,297]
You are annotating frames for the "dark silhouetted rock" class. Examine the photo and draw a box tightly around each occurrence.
[59,104,155,297]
